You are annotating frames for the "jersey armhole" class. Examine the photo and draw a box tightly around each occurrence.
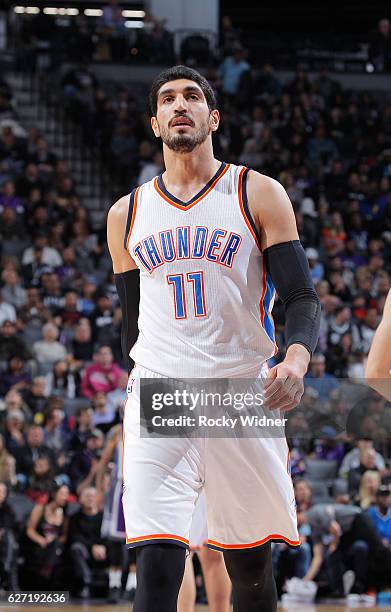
[238,167,262,249]
[123,187,140,250]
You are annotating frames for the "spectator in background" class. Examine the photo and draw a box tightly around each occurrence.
[0,355,32,396]
[21,376,48,415]
[313,426,345,464]
[24,455,56,504]
[15,162,43,199]
[369,18,391,72]
[33,323,67,374]
[274,479,313,593]
[1,269,26,310]
[367,486,391,546]
[45,359,79,399]
[92,392,117,434]
[0,319,31,367]
[0,435,17,489]
[305,353,338,403]
[1,389,32,424]
[339,437,386,479]
[68,429,104,494]
[348,447,380,495]
[81,345,123,399]
[25,484,69,588]
[106,370,128,414]
[0,482,19,589]
[68,406,94,452]
[68,487,108,598]
[306,248,324,283]
[70,318,94,368]
[0,293,16,327]
[43,407,70,454]
[22,234,62,269]
[3,410,26,456]
[13,424,56,477]
[218,43,250,99]
[0,180,24,215]
[355,470,382,510]
[137,150,164,185]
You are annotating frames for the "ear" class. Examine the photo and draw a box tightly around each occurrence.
[209,109,220,132]
[151,116,160,138]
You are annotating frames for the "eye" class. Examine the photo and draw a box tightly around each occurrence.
[163,96,174,103]
[189,94,199,100]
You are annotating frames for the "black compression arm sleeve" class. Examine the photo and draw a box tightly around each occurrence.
[114,270,140,373]
[264,240,321,355]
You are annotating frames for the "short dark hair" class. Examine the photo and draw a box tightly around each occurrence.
[149,65,217,116]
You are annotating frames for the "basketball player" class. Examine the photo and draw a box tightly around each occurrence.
[107,65,321,612]
[365,289,391,400]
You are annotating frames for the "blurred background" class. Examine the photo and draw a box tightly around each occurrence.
[0,0,390,606]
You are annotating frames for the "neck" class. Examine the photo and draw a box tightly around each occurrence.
[162,141,218,188]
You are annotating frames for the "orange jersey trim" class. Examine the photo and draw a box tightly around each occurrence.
[208,534,300,550]
[126,533,190,546]
[125,186,140,250]
[154,163,230,211]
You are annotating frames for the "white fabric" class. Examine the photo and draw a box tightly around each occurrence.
[127,163,276,378]
[122,365,299,550]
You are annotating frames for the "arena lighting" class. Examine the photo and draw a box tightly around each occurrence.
[25,6,40,13]
[43,7,80,15]
[84,8,103,17]
[124,20,144,28]
[122,10,146,18]
[14,6,27,13]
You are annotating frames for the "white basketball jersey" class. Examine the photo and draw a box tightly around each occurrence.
[125,162,277,377]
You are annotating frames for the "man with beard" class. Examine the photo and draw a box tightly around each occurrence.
[107,65,320,612]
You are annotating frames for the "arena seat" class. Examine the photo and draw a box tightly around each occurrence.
[305,459,338,482]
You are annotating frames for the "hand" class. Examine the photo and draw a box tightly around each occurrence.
[264,361,305,411]
[92,544,106,561]
[45,534,57,544]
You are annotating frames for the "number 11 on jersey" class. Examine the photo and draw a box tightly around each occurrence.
[167,272,207,319]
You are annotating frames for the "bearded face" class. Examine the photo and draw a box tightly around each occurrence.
[157,112,211,153]
[151,79,219,153]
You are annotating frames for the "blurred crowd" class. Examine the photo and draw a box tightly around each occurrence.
[1,21,391,602]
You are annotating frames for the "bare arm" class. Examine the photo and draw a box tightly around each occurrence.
[303,542,324,581]
[107,195,137,273]
[26,504,46,547]
[95,428,118,494]
[365,289,391,400]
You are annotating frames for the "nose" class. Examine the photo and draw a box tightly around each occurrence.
[172,94,189,113]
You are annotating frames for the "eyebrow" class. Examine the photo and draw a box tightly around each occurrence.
[158,86,203,98]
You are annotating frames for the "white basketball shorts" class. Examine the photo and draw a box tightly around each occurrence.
[122,364,299,551]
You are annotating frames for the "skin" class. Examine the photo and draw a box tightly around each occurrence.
[107,77,310,409]
[178,548,231,612]
[365,289,391,400]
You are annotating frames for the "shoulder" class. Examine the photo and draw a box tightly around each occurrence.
[107,194,131,226]
[246,169,296,226]
[246,169,288,200]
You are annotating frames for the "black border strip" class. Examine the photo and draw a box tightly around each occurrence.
[123,188,137,250]
[241,168,261,243]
